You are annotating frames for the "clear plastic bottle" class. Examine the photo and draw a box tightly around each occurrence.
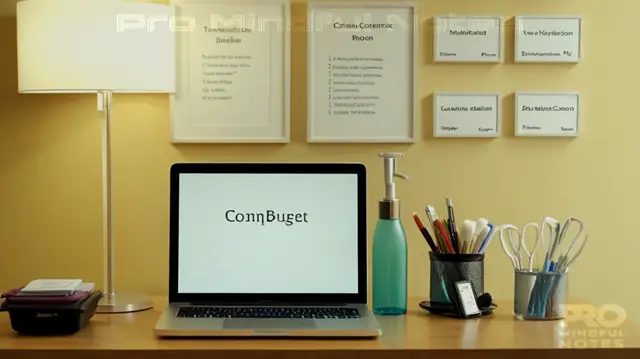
[372,153,408,315]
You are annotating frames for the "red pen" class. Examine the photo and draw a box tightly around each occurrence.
[435,219,455,254]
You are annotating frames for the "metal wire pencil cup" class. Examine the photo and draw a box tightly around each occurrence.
[429,252,484,304]
[514,270,568,320]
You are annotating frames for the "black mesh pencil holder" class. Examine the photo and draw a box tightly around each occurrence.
[429,252,484,305]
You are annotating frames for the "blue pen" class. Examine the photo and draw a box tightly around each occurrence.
[478,224,495,254]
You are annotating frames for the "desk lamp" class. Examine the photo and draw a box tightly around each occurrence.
[16,0,175,313]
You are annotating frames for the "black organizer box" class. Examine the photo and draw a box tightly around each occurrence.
[0,291,102,335]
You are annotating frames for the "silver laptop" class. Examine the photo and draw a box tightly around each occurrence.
[154,162,381,338]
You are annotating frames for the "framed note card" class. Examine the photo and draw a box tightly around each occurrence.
[307,1,417,143]
[170,0,290,143]
[434,15,504,63]
[433,93,501,138]
[515,16,582,63]
[515,92,580,137]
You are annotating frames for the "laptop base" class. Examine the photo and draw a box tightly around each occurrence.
[154,303,381,338]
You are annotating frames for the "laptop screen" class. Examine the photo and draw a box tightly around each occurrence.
[177,172,359,295]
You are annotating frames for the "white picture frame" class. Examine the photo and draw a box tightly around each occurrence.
[434,15,504,63]
[170,0,291,143]
[307,1,418,143]
[515,92,580,137]
[515,15,582,63]
[433,93,501,138]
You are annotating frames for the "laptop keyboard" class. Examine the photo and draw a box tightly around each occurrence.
[177,306,361,319]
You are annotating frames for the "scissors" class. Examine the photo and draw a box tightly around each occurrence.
[499,223,541,271]
[547,217,588,272]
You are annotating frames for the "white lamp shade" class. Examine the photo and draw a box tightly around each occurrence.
[17,0,175,93]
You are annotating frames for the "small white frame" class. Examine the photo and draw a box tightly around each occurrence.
[433,15,504,63]
[433,93,501,138]
[514,15,582,63]
[515,92,580,137]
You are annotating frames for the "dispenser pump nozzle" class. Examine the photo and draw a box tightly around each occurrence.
[378,153,408,201]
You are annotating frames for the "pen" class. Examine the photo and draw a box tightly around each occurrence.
[425,207,446,253]
[540,217,558,272]
[413,213,439,252]
[435,219,455,253]
[446,198,460,253]
[547,221,566,271]
[424,207,439,236]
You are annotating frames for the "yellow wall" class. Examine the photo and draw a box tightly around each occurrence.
[1,0,639,319]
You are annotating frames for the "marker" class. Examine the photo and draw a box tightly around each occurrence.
[478,224,496,254]
[472,225,491,253]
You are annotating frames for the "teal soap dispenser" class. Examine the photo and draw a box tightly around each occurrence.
[372,153,409,315]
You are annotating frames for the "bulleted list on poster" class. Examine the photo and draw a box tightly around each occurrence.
[326,55,384,117]
[194,25,269,126]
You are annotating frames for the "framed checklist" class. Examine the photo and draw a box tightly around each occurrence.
[434,15,504,63]
[515,16,582,63]
[307,1,418,143]
[170,0,291,143]
[515,92,580,137]
[433,93,501,138]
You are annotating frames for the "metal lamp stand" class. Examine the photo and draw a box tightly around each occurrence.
[95,91,154,314]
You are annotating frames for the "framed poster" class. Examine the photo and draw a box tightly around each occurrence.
[433,93,501,138]
[434,15,504,63]
[515,92,580,137]
[515,16,582,63]
[307,1,418,143]
[170,0,290,143]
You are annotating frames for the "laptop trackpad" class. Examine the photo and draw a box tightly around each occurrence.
[223,319,316,330]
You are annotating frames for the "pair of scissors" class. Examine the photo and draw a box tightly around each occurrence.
[547,217,588,273]
[499,223,541,271]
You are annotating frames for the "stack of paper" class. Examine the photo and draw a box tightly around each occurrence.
[17,279,95,297]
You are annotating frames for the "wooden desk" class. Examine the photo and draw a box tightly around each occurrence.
[0,297,638,359]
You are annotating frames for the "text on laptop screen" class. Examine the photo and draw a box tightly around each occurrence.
[177,173,359,294]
